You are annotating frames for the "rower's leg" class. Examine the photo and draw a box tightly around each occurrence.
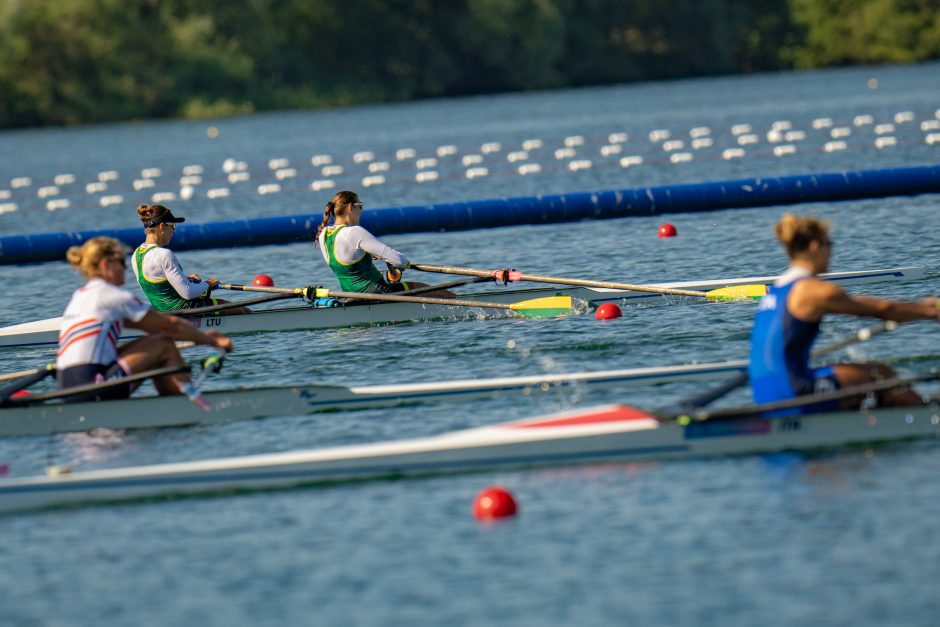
[832,362,923,408]
[117,334,190,395]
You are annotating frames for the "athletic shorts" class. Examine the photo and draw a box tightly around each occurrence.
[176,296,222,310]
[57,361,134,403]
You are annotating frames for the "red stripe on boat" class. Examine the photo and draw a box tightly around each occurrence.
[511,405,655,429]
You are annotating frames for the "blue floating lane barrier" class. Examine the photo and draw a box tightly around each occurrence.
[1,164,938,265]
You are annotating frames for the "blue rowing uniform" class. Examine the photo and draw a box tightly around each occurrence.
[748,272,839,417]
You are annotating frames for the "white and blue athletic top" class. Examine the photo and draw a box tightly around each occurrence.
[748,268,838,416]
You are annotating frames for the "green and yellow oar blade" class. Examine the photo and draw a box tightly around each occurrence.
[705,284,767,301]
[508,295,573,317]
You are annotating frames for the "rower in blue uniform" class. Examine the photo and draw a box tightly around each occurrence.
[749,213,939,416]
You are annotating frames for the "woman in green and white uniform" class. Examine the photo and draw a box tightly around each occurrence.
[133,204,248,313]
[315,191,453,297]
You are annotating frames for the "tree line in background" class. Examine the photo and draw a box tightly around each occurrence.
[1,0,938,128]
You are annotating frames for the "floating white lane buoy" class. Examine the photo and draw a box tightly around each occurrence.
[416,157,438,169]
[766,130,784,143]
[368,162,390,173]
[691,137,713,149]
[207,187,231,199]
[894,111,914,123]
[233,161,248,171]
[436,145,458,157]
[662,140,684,152]
[522,139,543,151]
[311,154,332,166]
[481,142,501,154]
[824,141,848,152]
[268,158,289,170]
[86,182,107,193]
[11,177,32,188]
[0,190,10,199]
[415,171,439,183]
[179,186,194,201]
[553,148,574,160]
[98,171,118,182]
[227,172,250,183]
[309,180,335,192]
[784,130,806,141]
[462,154,484,167]
[0,203,17,214]
[53,174,76,185]
[564,135,584,147]
[322,165,344,176]
[600,144,622,156]
[925,133,940,145]
[152,192,177,202]
[619,155,644,168]
[773,144,797,157]
[921,120,940,131]
[689,127,711,138]
[507,151,529,163]
[669,152,693,164]
[37,185,60,199]
[831,127,851,138]
[731,124,752,135]
[812,118,833,129]
[465,167,489,179]
[353,151,375,164]
[608,132,628,144]
[517,163,542,175]
[874,123,895,135]
[180,175,202,186]
[133,179,155,190]
[46,199,70,211]
[722,148,745,160]
[183,165,204,176]
[257,183,281,195]
[737,134,759,146]
[395,148,416,160]
[362,175,385,187]
[771,120,792,131]
[100,195,124,207]
[275,168,297,180]
[874,136,897,149]
[141,168,162,178]
[649,129,670,142]
[568,159,592,171]
[222,158,237,173]
[853,114,874,126]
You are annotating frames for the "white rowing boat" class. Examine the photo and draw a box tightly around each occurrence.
[1,402,936,513]
[0,360,747,436]
[0,267,923,348]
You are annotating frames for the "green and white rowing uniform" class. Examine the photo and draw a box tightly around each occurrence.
[318,225,409,293]
[132,243,216,311]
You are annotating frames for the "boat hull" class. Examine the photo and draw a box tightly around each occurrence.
[0,267,924,348]
[0,404,936,513]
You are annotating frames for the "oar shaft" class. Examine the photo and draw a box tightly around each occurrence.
[3,364,191,405]
[219,284,303,296]
[322,289,510,310]
[411,264,708,298]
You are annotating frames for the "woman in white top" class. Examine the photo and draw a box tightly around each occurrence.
[132,204,248,313]
[57,237,233,402]
[314,191,453,297]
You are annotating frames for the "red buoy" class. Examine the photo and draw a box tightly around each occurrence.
[10,390,31,399]
[473,486,518,520]
[252,274,275,287]
[594,303,622,320]
[658,223,678,238]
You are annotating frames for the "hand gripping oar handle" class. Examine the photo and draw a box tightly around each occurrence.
[411,263,712,298]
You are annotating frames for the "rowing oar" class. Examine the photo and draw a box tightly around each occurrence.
[0,364,55,402]
[171,293,297,316]
[671,320,902,412]
[219,284,573,317]
[410,263,765,301]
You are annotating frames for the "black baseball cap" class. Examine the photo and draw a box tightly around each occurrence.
[142,205,186,229]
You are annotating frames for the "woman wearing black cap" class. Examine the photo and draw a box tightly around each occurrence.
[132,204,246,313]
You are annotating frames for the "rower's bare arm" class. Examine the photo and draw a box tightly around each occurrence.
[820,283,940,322]
[126,311,234,351]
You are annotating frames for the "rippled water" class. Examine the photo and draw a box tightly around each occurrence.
[1,63,939,626]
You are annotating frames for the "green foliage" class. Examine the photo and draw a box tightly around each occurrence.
[0,0,936,128]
